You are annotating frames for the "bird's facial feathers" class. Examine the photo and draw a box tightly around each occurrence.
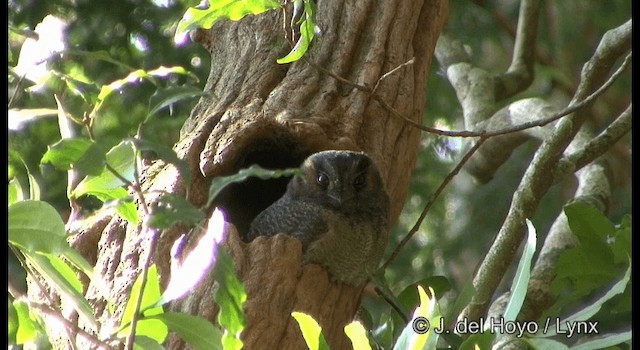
[291,151,383,211]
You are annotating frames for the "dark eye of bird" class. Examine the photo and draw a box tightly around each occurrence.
[353,173,366,191]
[317,173,330,189]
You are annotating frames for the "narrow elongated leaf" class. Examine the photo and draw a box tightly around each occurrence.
[502,219,537,324]
[212,248,246,350]
[72,141,135,199]
[207,164,300,207]
[277,0,318,64]
[292,312,331,350]
[120,265,164,332]
[393,286,441,350]
[9,200,67,255]
[148,86,205,117]
[25,253,97,328]
[569,331,631,350]
[543,264,630,338]
[151,312,222,350]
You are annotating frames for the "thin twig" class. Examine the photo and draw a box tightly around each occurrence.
[306,51,631,139]
[383,137,488,269]
[371,58,415,96]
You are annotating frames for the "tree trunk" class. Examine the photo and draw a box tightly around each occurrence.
[58,0,448,348]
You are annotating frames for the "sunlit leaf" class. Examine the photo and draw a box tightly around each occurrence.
[175,0,281,41]
[12,299,40,344]
[393,286,441,350]
[9,200,67,255]
[150,312,223,350]
[8,178,24,205]
[292,312,330,350]
[212,247,246,350]
[72,141,135,199]
[120,265,166,343]
[344,321,371,350]
[41,138,106,176]
[502,219,537,324]
[25,253,97,328]
[277,0,318,64]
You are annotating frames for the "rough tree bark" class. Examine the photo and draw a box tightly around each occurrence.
[39,0,448,349]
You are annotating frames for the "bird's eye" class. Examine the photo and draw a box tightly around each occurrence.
[353,173,366,191]
[317,173,329,188]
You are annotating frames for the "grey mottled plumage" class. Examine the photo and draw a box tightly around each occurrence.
[247,150,390,285]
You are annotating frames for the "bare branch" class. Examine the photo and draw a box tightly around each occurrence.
[383,137,487,269]
[461,19,631,324]
[494,0,541,100]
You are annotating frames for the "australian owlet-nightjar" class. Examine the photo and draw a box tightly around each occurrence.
[246,150,390,285]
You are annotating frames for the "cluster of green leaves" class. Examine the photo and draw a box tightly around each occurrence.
[176,0,318,64]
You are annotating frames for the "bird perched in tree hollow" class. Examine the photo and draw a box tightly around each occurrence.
[246,150,390,285]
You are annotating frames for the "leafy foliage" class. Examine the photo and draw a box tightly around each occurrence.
[8,0,631,349]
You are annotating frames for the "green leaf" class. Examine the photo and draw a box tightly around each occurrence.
[12,299,40,344]
[207,164,300,207]
[292,312,331,350]
[41,138,106,176]
[129,138,191,185]
[564,202,615,241]
[151,312,222,350]
[502,219,537,324]
[458,332,495,350]
[9,151,41,201]
[370,314,394,350]
[543,265,630,338]
[72,141,135,200]
[133,335,164,350]
[120,265,164,334]
[212,248,246,350]
[147,86,206,118]
[277,0,318,64]
[393,286,441,350]
[610,217,631,265]
[524,338,568,350]
[9,200,94,276]
[9,200,67,255]
[8,178,23,205]
[25,253,98,328]
[551,203,621,299]
[175,0,281,41]
[569,330,631,350]
[116,199,140,225]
